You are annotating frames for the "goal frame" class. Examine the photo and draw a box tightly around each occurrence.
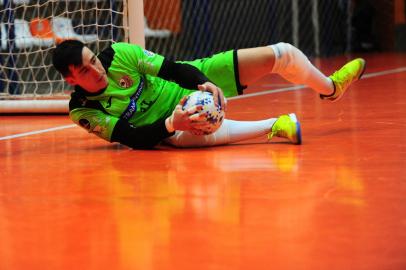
[0,0,145,114]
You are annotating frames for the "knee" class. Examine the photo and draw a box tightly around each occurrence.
[269,42,293,71]
[270,42,306,67]
[271,42,295,59]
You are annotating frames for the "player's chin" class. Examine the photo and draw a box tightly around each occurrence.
[98,79,108,89]
[86,83,108,93]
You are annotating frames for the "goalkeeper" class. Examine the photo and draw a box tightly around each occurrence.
[52,40,365,149]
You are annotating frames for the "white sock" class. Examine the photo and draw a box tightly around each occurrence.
[270,42,334,95]
[164,118,276,148]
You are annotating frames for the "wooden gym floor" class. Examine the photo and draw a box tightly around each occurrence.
[0,53,406,270]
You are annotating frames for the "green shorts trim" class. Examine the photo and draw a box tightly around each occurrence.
[179,50,245,97]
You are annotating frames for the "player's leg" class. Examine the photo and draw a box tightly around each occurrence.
[237,43,334,95]
[164,113,301,148]
[237,43,366,101]
[180,50,244,98]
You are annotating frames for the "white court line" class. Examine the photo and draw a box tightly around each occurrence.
[229,85,306,100]
[1,66,406,141]
[0,124,76,141]
[229,66,406,100]
[362,67,406,78]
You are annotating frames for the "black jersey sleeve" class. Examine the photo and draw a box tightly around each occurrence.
[111,119,175,149]
[70,92,174,149]
[157,59,210,89]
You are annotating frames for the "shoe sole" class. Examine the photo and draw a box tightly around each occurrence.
[357,58,367,80]
[288,113,302,145]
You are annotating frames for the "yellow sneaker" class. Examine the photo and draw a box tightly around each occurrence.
[268,113,302,145]
[320,58,366,102]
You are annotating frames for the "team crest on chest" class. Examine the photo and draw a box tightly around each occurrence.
[119,75,133,88]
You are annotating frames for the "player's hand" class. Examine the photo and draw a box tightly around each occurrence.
[165,96,208,132]
[198,82,227,112]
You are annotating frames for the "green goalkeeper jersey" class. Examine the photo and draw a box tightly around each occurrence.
[69,42,242,147]
[70,42,194,141]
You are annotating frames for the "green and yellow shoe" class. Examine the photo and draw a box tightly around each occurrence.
[268,113,302,145]
[320,58,366,102]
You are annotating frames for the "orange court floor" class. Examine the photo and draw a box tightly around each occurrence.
[0,53,406,270]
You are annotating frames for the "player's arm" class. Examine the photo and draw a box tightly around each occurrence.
[119,42,210,89]
[112,118,174,149]
[70,107,174,149]
[115,43,226,110]
[157,59,227,111]
[70,104,208,149]
[158,59,210,89]
[114,98,210,147]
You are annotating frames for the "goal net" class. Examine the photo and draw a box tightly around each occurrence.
[0,0,128,112]
[0,0,353,113]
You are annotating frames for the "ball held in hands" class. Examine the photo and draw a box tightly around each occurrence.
[182,91,225,134]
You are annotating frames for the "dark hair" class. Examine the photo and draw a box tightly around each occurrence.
[52,40,85,77]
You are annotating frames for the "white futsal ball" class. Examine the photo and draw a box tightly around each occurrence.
[182,91,225,134]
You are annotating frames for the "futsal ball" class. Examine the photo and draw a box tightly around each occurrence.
[182,91,225,135]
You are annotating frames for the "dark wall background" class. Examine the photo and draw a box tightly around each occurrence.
[146,0,350,60]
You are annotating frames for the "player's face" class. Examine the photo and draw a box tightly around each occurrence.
[65,46,108,93]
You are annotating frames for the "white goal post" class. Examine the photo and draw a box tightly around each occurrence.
[0,0,144,113]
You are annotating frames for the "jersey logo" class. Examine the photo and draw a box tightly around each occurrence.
[119,75,133,88]
[79,119,91,130]
[120,77,145,120]
[143,49,155,57]
[140,99,156,113]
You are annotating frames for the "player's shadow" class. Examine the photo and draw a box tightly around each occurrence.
[87,140,298,152]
